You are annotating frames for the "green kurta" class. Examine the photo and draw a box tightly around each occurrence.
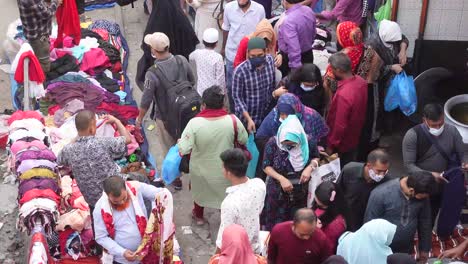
[177,115,248,209]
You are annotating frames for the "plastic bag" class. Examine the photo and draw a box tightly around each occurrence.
[384,72,417,116]
[307,158,341,208]
[246,134,259,179]
[374,0,392,24]
[162,145,182,184]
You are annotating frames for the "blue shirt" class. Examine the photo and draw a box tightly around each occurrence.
[93,183,164,264]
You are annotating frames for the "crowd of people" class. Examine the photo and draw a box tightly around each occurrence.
[14,0,468,263]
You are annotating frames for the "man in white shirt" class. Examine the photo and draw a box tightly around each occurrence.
[216,149,266,253]
[221,0,265,111]
[189,28,226,96]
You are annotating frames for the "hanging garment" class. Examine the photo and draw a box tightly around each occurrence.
[13,43,46,83]
[10,140,48,155]
[20,168,57,181]
[7,110,44,126]
[55,0,81,48]
[19,189,61,206]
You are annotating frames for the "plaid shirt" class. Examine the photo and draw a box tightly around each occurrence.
[232,55,276,125]
[18,0,58,41]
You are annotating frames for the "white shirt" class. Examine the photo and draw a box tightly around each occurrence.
[189,48,226,96]
[222,1,265,61]
[216,178,266,253]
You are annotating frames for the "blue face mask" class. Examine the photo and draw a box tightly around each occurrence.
[249,56,266,68]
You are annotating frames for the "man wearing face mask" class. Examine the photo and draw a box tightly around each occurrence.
[364,171,435,262]
[336,149,390,232]
[402,103,468,226]
[232,37,282,133]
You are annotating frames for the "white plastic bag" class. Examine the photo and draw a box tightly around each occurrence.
[307,158,341,208]
[101,251,114,264]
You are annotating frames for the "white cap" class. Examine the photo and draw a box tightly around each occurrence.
[202,28,219,44]
[144,32,170,52]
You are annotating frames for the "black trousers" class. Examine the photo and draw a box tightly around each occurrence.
[76,0,85,14]
[279,49,314,77]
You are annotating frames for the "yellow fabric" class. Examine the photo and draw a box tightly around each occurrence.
[20,168,57,180]
[80,22,92,28]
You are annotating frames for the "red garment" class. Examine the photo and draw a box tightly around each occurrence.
[336,21,364,72]
[28,232,53,264]
[196,109,229,118]
[326,75,368,153]
[315,209,346,250]
[8,111,44,125]
[14,50,45,83]
[48,105,60,116]
[80,48,111,74]
[193,202,204,218]
[234,37,250,69]
[267,221,333,264]
[20,189,61,206]
[55,0,81,48]
[96,102,139,120]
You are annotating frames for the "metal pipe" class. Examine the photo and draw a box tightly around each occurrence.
[23,57,30,111]
[414,0,430,74]
[391,0,399,21]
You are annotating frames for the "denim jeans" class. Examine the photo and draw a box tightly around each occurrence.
[225,59,235,112]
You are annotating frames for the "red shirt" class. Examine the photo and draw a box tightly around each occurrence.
[326,75,368,153]
[267,221,333,264]
[315,209,347,250]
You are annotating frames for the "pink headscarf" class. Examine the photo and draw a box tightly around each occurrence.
[219,225,257,264]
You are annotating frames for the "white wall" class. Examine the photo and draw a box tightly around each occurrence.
[396,0,468,57]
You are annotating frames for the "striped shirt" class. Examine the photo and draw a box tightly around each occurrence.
[232,55,275,125]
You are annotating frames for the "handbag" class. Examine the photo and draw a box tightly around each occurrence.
[230,115,252,161]
[281,172,308,207]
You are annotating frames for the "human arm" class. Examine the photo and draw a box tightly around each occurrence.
[136,71,158,126]
[439,239,468,259]
[402,128,425,173]
[235,116,249,145]
[281,23,302,70]
[417,199,432,263]
[102,115,132,144]
[326,95,351,153]
[263,139,293,192]
[300,141,320,183]
[363,188,385,222]
[231,68,254,132]
[215,201,238,250]
[301,0,317,6]
[139,182,166,202]
[318,0,352,21]
[215,58,226,92]
[177,121,195,155]
[221,8,231,58]
[234,37,249,69]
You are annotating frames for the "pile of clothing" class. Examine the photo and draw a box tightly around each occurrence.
[7,111,59,263]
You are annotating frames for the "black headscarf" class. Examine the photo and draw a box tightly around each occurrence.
[135,0,199,90]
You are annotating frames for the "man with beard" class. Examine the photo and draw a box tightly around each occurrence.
[221,0,265,111]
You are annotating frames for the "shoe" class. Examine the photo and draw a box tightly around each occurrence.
[172,178,183,190]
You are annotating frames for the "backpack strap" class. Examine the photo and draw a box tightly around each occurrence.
[414,125,432,162]
[418,124,452,163]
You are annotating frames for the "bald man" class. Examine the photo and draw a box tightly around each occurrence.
[57,111,132,210]
[268,208,333,264]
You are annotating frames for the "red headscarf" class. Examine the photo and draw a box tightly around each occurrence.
[336,21,364,72]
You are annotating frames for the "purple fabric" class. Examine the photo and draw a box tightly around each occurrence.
[17,159,57,174]
[103,91,120,104]
[16,149,57,164]
[18,178,59,197]
[278,5,316,69]
[321,0,363,24]
[46,81,104,110]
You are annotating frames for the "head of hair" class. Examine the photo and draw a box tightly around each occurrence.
[313,182,346,227]
[75,110,96,132]
[103,176,126,197]
[220,149,248,178]
[155,46,169,54]
[367,149,390,165]
[422,103,444,121]
[291,63,323,87]
[407,171,435,195]
[285,0,303,4]
[203,40,217,49]
[293,208,317,225]
[328,52,352,73]
[202,86,225,109]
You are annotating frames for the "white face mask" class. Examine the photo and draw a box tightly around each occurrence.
[300,83,316,92]
[368,169,385,182]
[427,124,444,137]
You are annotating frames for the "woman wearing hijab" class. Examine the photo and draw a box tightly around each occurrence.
[136,0,199,89]
[261,115,320,231]
[233,19,281,68]
[277,63,330,115]
[325,21,384,161]
[337,219,397,264]
[209,224,266,264]
[312,181,347,251]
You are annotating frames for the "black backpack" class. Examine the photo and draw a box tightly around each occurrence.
[149,56,201,140]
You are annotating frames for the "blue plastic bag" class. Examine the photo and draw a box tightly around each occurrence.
[161,145,182,184]
[384,72,417,116]
[246,134,259,179]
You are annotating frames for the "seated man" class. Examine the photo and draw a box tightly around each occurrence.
[268,208,333,264]
[93,176,171,264]
[364,171,435,263]
[216,149,266,253]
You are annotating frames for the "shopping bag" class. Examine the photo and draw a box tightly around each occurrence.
[246,134,259,179]
[384,72,417,116]
[307,157,341,208]
[374,0,392,24]
[162,145,182,185]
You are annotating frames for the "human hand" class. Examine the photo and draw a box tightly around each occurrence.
[391,64,403,74]
[101,114,119,124]
[57,0,63,5]
[398,51,407,66]
[124,250,137,261]
[439,245,465,259]
[300,166,313,183]
[432,172,449,184]
[247,119,256,134]
[280,178,293,192]
[462,163,468,172]
[274,54,283,68]
[316,218,323,228]
[325,146,333,156]
[315,13,325,20]
[274,87,288,98]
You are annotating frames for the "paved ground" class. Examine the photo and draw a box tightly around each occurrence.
[0,2,408,264]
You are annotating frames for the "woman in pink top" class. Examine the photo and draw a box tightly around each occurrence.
[312,181,347,251]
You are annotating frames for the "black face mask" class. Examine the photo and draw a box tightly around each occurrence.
[238,0,250,8]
